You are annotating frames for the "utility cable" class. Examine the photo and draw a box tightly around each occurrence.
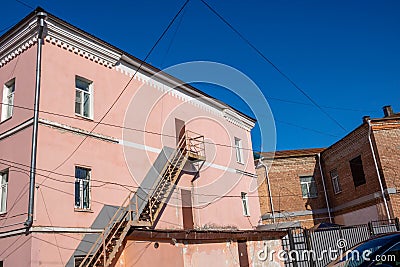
[48,0,191,176]
[199,0,347,132]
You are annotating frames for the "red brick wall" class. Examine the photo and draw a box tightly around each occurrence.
[320,124,386,220]
[372,120,400,219]
[257,155,330,228]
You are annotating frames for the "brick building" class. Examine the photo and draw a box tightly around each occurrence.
[256,106,400,228]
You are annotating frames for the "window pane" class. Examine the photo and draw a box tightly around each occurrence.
[1,184,7,213]
[76,78,90,92]
[1,173,7,184]
[75,167,90,209]
[83,92,90,117]
[350,156,366,187]
[83,181,90,209]
[75,180,80,207]
[300,176,314,182]
[309,181,318,197]
[75,90,82,115]
[301,184,308,198]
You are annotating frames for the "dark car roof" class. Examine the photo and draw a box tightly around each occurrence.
[328,233,400,266]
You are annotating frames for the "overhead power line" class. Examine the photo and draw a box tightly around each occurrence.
[45,0,191,179]
[199,0,347,132]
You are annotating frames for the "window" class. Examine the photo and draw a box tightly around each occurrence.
[300,176,318,198]
[241,192,249,216]
[75,77,93,119]
[75,167,91,210]
[0,170,8,214]
[235,137,244,163]
[330,169,341,194]
[349,156,366,187]
[1,79,15,122]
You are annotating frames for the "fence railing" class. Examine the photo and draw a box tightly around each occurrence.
[282,218,400,267]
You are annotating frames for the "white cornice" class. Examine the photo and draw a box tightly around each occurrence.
[45,18,121,68]
[0,19,38,68]
[223,109,255,131]
[0,13,256,131]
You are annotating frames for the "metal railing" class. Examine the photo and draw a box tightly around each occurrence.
[79,131,205,266]
[79,193,139,267]
[184,130,206,160]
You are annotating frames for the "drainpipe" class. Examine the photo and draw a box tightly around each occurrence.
[367,120,391,220]
[25,11,47,228]
[317,153,332,223]
[258,158,275,223]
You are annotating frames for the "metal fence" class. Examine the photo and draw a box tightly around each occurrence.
[282,218,400,267]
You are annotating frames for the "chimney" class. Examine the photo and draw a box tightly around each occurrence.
[383,105,394,117]
[363,116,370,123]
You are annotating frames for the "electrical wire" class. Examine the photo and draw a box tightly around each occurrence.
[0,101,340,151]
[14,0,34,10]
[39,188,65,266]
[48,0,191,176]
[0,156,309,202]
[199,0,347,132]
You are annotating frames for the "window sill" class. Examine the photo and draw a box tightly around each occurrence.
[236,161,245,165]
[75,114,94,121]
[0,116,12,125]
[0,211,7,216]
[74,208,93,213]
[302,196,318,199]
[334,191,342,195]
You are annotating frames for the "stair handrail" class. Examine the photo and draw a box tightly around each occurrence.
[145,136,187,223]
[185,130,205,159]
[79,193,134,267]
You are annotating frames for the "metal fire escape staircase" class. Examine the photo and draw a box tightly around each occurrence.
[79,131,205,267]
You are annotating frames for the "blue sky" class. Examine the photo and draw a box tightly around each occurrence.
[2,0,400,152]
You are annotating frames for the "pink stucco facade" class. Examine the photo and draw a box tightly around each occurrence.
[0,10,284,267]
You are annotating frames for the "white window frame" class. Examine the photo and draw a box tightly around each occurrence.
[241,192,250,216]
[300,176,318,198]
[234,137,244,164]
[1,79,15,122]
[75,76,93,119]
[0,170,8,214]
[330,169,341,194]
[74,167,91,210]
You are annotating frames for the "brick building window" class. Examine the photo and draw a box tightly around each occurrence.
[75,167,91,210]
[0,170,8,214]
[349,156,366,187]
[330,169,341,194]
[75,76,93,119]
[300,176,317,198]
[1,78,15,122]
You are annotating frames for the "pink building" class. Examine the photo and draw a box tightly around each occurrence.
[0,8,284,267]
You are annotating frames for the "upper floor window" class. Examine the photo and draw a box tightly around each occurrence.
[241,192,250,216]
[300,176,317,198]
[75,76,93,119]
[235,137,244,164]
[330,169,342,194]
[75,167,91,210]
[0,170,8,214]
[349,155,366,187]
[1,79,15,122]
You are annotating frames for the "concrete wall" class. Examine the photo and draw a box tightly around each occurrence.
[0,44,37,265]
